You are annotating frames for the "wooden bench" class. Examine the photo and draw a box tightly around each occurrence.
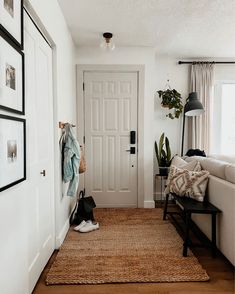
[163,193,222,257]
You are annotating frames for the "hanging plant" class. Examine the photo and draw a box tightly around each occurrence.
[157,89,183,119]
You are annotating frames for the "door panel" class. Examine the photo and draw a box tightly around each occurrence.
[92,136,103,191]
[24,12,54,293]
[84,72,138,207]
[120,135,130,191]
[107,135,115,191]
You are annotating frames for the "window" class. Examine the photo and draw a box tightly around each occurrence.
[210,82,235,156]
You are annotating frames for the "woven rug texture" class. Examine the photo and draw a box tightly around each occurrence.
[46,208,209,285]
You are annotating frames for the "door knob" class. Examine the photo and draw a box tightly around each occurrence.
[40,170,46,177]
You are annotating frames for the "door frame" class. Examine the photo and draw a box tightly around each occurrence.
[77,64,145,208]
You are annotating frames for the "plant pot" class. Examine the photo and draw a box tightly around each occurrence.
[161,103,169,108]
[159,166,169,177]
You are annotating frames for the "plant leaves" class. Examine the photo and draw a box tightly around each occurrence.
[165,136,171,165]
[157,88,183,119]
[155,133,172,167]
[154,141,160,165]
[159,133,165,158]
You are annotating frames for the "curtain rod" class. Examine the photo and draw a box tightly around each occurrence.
[178,61,235,64]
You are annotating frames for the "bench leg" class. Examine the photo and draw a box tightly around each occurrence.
[212,213,217,258]
[163,194,169,220]
[183,212,191,257]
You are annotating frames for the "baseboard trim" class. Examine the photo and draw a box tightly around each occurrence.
[55,218,70,249]
[144,200,155,208]
[96,204,137,208]
[55,201,78,248]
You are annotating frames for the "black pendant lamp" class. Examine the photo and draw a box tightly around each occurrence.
[181,92,204,156]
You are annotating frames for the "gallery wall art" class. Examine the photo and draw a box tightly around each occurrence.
[0,0,23,49]
[0,114,26,191]
[0,31,25,114]
[0,1,26,192]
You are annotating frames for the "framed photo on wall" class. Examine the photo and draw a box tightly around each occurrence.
[0,30,25,114]
[0,0,23,49]
[0,114,26,192]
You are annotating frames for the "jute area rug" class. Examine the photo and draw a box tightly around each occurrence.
[46,208,209,285]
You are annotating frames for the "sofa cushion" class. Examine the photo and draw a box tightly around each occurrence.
[200,158,227,180]
[210,154,235,164]
[185,156,235,182]
[225,165,235,184]
[167,165,210,202]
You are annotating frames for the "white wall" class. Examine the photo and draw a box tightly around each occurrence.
[154,55,189,161]
[76,46,157,206]
[0,1,76,293]
[153,55,189,199]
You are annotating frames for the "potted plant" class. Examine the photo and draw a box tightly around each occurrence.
[155,133,172,176]
[157,89,183,119]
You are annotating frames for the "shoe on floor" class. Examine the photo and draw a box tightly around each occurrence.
[73,220,86,231]
[78,221,99,233]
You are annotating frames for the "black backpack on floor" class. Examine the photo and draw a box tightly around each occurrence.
[69,190,96,225]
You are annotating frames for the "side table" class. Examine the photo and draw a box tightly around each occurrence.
[155,174,167,206]
[163,193,222,257]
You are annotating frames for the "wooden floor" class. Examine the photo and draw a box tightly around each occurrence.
[33,208,234,294]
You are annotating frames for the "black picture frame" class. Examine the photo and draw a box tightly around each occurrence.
[0,114,26,192]
[0,29,25,115]
[0,0,24,50]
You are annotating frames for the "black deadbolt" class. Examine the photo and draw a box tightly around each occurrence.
[130,131,136,144]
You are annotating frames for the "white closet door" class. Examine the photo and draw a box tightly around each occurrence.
[84,72,138,207]
[24,12,55,292]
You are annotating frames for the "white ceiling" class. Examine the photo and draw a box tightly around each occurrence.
[58,0,235,57]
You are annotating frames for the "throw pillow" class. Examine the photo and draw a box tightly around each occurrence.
[164,156,201,194]
[171,155,202,171]
[168,166,210,202]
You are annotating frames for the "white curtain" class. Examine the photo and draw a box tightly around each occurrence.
[188,63,214,154]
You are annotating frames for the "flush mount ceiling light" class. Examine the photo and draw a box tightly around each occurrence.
[100,32,115,51]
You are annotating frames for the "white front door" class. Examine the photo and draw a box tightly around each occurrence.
[24,12,55,292]
[84,72,138,207]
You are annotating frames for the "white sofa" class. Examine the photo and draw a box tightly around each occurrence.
[185,156,235,266]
